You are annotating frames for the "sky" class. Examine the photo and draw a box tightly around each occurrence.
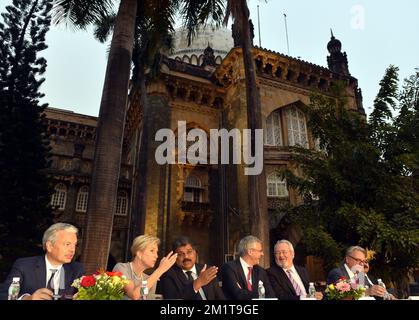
[1,0,418,117]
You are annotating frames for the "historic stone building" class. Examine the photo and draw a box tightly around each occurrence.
[43,108,131,264]
[45,28,364,278]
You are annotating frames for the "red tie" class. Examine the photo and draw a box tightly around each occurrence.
[247,267,253,291]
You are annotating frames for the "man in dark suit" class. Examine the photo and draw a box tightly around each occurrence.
[267,240,323,300]
[326,246,386,298]
[0,223,84,300]
[219,235,275,300]
[159,236,225,300]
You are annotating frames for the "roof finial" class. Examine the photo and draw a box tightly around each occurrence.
[330,28,334,39]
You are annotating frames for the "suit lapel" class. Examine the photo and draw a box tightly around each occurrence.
[340,264,350,279]
[295,265,309,291]
[174,265,189,289]
[277,266,296,294]
[234,259,248,290]
[63,263,72,290]
[34,256,46,289]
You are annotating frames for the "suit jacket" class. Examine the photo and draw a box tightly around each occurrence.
[159,264,225,300]
[326,264,350,285]
[267,263,310,300]
[219,259,275,300]
[0,255,85,300]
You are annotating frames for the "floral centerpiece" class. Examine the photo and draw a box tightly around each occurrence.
[325,276,366,300]
[72,270,129,300]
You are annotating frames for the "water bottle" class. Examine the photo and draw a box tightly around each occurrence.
[308,282,316,298]
[377,279,391,300]
[140,280,149,300]
[257,280,265,299]
[8,277,20,300]
[363,285,369,297]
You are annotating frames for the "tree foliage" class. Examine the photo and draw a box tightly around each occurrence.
[0,0,53,280]
[280,74,419,297]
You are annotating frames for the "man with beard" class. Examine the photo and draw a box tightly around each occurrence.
[159,236,225,300]
[267,240,323,300]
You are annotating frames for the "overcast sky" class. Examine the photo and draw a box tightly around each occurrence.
[1,0,418,117]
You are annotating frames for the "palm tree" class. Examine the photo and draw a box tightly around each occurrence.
[224,0,270,267]
[53,0,225,273]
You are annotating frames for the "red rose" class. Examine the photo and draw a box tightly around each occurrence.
[80,275,96,287]
[106,271,122,277]
[338,276,347,281]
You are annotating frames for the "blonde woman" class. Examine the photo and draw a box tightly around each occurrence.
[113,235,177,300]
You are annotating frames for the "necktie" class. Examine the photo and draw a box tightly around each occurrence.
[247,267,253,291]
[186,271,194,282]
[286,269,302,296]
[47,269,58,290]
[185,271,203,300]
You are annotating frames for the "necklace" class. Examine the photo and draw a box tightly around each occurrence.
[129,262,142,280]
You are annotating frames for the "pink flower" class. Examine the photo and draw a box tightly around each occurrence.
[336,281,351,292]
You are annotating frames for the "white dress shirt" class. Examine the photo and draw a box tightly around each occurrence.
[239,257,253,286]
[344,263,355,281]
[45,255,63,292]
[282,265,307,296]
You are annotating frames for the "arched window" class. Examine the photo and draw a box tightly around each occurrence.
[190,54,198,65]
[51,183,67,210]
[184,175,202,203]
[265,110,283,146]
[115,191,128,216]
[285,106,308,148]
[267,172,288,197]
[75,186,89,213]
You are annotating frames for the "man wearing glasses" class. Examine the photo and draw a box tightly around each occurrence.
[267,239,323,300]
[326,246,387,297]
[219,235,275,299]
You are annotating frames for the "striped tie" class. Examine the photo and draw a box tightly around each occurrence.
[286,269,302,296]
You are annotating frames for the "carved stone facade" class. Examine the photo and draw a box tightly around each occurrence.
[124,34,363,270]
[44,31,363,280]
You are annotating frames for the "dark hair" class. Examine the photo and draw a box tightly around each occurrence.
[172,236,197,252]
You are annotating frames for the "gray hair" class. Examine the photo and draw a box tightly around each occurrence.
[346,246,366,257]
[237,235,262,257]
[42,223,78,250]
[274,239,294,253]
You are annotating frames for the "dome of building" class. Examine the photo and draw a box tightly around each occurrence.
[170,27,234,66]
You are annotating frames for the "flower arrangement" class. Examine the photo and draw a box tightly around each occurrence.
[72,270,129,300]
[325,276,366,300]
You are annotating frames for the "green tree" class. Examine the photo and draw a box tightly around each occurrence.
[281,77,419,298]
[0,0,53,280]
[53,0,225,273]
[369,65,399,154]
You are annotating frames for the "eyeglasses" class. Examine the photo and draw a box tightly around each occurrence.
[274,250,290,255]
[348,255,367,264]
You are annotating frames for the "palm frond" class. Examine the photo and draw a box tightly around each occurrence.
[93,12,116,43]
[180,0,225,45]
[52,0,115,29]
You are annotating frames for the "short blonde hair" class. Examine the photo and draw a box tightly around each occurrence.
[130,235,160,257]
